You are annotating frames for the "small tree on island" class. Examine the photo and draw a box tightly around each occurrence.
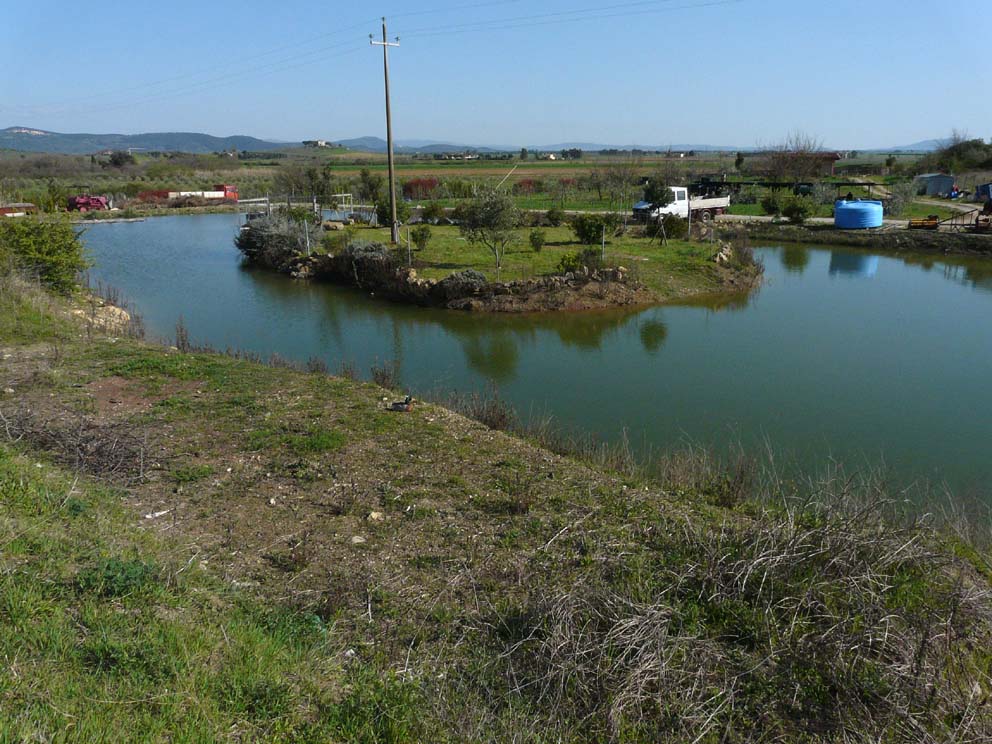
[458,189,520,281]
[411,224,432,251]
[643,173,676,209]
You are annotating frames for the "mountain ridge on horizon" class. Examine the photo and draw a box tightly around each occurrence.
[1,126,944,155]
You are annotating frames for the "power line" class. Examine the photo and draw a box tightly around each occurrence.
[7,0,745,120]
[9,17,379,112]
[398,0,743,38]
[391,0,527,20]
[16,41,367,118]
[9,3,529,112]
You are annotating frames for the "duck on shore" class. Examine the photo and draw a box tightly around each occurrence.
[388,395,414,412]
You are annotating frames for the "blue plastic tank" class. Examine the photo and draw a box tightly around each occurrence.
[834,200,883,229]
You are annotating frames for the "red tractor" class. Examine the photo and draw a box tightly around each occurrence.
[67,195,110,212]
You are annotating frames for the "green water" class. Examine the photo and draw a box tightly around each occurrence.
[82,214,992,491]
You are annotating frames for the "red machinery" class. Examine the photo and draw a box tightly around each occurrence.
[67,195,109,212]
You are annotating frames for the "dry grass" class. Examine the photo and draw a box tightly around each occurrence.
[490,484,992,742]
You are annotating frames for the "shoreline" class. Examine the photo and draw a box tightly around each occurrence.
[721,220,992,256]
[239,227,764,313]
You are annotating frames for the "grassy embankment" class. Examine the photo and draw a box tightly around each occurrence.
[337,223,743,301]
[5,276,992,741]
[2,220,992,740]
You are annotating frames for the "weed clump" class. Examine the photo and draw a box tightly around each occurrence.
[77,558,158,598]
[444,387,516,431]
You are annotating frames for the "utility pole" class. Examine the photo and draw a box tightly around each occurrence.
[371,18,400,244]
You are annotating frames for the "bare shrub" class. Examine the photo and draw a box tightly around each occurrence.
[267,353,298,370]
[371,359,400,390]
[305,357,329,375]
[175,316,190,352]
[337,360,359,381]
[443,387,516,432]
[0,406,147,483]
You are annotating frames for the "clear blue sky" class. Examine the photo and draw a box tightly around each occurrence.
[2,0,987,149]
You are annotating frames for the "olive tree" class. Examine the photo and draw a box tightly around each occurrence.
[643,172,675,208]
[458,189,520,281]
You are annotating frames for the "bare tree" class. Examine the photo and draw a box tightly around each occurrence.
[603,156,642,213]
[765,131,826,182]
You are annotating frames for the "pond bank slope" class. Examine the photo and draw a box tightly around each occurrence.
[1,278,990,742]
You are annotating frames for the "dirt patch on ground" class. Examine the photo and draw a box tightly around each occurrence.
[84,376,205,416]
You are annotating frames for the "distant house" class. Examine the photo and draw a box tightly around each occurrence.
[0,202,38,217]
[915,173,956,197]
[302,140,330,148]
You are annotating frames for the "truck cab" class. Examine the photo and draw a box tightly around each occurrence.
[633,186,729,223]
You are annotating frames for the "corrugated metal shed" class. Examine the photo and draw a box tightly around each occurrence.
[914,173,956,197]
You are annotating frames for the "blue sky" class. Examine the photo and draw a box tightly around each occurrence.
[2,0,987,149]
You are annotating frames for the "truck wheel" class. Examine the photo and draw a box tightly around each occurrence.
[699,210,713,223]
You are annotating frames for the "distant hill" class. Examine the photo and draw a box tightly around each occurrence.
[337,136,744,154]
[0,127,285,154]
[337,136,504,155]
[864,139,943,153]
[4,126,943,157]
[528,142,741,152]
[885,139,943,153]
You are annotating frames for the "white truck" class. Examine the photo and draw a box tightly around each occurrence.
[634,186,730,222]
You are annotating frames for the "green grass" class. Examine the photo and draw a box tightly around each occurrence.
[361,223,727,298]
[0,443,427,742]
[901,201,958,220]
[0,276,68,343]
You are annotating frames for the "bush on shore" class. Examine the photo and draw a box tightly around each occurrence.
[0,217,88,293]
[782,196,815,224]
[570,213,618,245]
[234,216,310,271]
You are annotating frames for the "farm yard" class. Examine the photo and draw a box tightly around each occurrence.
[2,141,985,229]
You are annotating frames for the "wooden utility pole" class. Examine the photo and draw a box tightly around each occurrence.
[371,18,400,244]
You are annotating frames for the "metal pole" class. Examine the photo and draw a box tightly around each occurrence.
[686,187,692,241]
[371,19,400,244]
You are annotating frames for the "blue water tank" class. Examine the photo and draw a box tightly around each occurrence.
[835,200,884,229]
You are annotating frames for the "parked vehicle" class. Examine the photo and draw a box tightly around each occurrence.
[136,184,239,203]
[67,195,109,212]
[633,187,730,222]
